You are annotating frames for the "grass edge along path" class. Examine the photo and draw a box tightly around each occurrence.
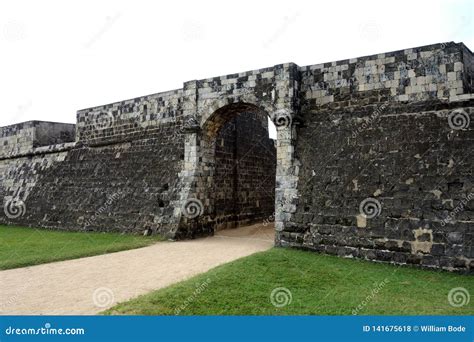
[106,248,473,315]
[0,225,164,270]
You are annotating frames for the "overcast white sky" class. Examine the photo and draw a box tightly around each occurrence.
[1,0,472,129]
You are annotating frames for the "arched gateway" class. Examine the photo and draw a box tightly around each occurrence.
[173,64,300,240]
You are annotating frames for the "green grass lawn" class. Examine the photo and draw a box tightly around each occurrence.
[106,248,474,315]
[0,225,163,270]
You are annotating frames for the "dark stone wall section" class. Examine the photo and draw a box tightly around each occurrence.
[462,45,474,94]
[0,121,75,158]
[214,112,276,229]
[0,125,184,237]
[33,122,76,147]
[286,99,473,273]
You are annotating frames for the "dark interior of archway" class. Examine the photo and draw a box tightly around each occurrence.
[212,111,276,230]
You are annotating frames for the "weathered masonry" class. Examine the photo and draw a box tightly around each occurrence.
[1,42,472,272]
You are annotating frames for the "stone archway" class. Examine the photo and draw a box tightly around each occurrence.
[174,63,300,240]
[175,101,297,241]
[201,103,276,231]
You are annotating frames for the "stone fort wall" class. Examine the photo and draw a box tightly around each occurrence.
[0,121,75,158]
[0,41,472,272]
[0,103,275,237]
[282,42,473,272]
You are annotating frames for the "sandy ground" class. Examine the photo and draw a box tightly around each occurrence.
[0,224,274,315]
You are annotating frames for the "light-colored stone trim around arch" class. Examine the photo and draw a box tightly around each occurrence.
[174,63,300,240]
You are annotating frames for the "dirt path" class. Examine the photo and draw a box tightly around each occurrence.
[0,224,274,315]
